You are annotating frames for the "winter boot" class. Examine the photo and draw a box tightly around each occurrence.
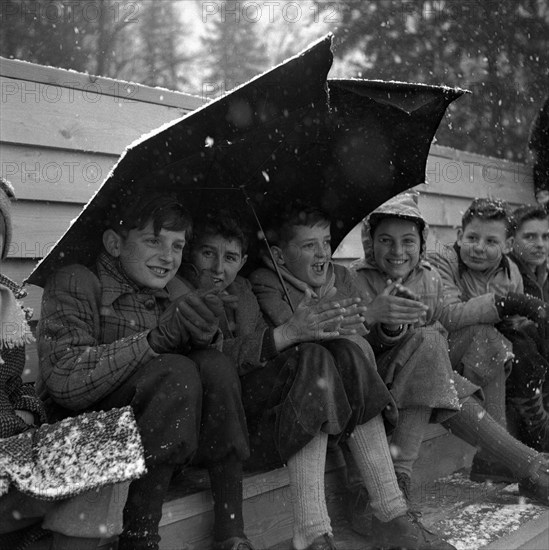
[371,512,456,550]
[508,392,549,452]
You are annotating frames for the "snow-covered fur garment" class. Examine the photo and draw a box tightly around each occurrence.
[0,406,146,499]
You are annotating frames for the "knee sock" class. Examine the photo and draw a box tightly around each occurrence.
[287,433,331,550]
[390,407,431,478]
[208,452,245,542]
[443,397,539,479]
[118,463,174,550]
[347,415,408,523]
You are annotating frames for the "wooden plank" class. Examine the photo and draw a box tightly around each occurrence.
[1,75,194,155]
[0,57,204,110]
[161,452,345,527]
[7,200,82,260]
[425,146,535,203]
[1,143,116,203]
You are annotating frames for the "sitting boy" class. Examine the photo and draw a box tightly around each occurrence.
[428,197,543,481]
[37,192,253,550]
[352,193,549,506]
[242,207,457,550]
[504,204,549,450]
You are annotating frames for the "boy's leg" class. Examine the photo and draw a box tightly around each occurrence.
[442,396,549,504]
[390,407,431,479]
[287,433,332,550]
[449,325,511,426]
[449,325,513,477]
[348,415,456,550]
[189,349,250,545]
[95,354,204,550]
[347,416,408,522]
[499,324,549,452]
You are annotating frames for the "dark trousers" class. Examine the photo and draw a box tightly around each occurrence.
[497,323,548,400]
[95,350,249,549]
[241,339,392,468]
[95,351,249,465]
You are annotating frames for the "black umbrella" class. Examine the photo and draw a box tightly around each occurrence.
[27,33,467,289]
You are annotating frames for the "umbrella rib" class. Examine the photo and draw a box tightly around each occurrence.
[239,187,296,313]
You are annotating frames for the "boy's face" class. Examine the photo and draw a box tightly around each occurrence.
[109,222,187,290]
[190,233,247,291]
[372,218,421,280]
[457,217,511,272]
[511,218,549,269]
[277,223,331,288]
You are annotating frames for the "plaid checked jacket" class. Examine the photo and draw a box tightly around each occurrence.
[37,252,178,411]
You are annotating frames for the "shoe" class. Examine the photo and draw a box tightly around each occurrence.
[371,512,456,550]
[291,534,337,550]
[348,486,372,537]
[469,454,516,483]
[508,394,549,452]
[213,537,256,550]
[518,453,549,505]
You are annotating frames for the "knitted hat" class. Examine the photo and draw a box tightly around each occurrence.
[0,177,15,259]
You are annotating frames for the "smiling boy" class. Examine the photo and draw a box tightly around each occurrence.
[38,192,252,550]
[501,205,549,451]
[429,197,549,479]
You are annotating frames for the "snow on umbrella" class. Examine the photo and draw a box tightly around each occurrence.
[27,33,467,290]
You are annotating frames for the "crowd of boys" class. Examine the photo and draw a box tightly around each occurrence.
[2,177,549,550]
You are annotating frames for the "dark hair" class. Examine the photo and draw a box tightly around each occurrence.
[511,204,549,235]
[190,209,250,254]
[266,205,330,246]
[462,198,513,237]
[112,192,192,237]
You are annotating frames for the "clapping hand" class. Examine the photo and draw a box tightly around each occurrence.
[363,279,428,330]
[276,288,367,347]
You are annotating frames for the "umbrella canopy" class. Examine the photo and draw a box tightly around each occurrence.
[27,33,467,288]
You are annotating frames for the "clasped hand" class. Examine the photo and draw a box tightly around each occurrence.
[363,279,428,330]
[149,290,237,353]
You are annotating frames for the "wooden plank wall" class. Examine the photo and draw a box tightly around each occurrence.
[1,56,536,333]
[1,56,203,315]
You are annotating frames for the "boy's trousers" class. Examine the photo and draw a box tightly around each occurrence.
[95,350,249,466]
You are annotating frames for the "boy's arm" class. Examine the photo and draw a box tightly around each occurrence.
[221,279,273,375]
[38,266,157,411]
[249,269,294,326]
[11,380,47,425]
[429,250,500,331]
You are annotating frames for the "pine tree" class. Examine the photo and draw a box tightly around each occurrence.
[201,0,269,96]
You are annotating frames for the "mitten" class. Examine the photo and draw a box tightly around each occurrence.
[495,292,548,322]
[147,298,191,354]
